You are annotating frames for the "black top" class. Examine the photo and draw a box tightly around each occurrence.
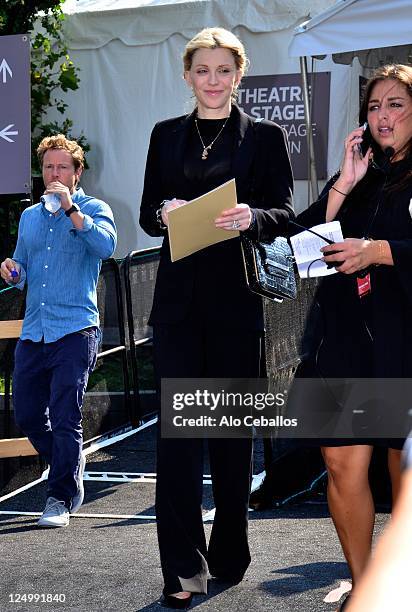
[184,116,233,185]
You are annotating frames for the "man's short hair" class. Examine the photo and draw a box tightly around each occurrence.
[37,134,85,171]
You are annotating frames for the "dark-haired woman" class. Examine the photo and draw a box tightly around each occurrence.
[295,64,412,610]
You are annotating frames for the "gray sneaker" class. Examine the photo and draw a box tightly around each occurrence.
[37,497,69,528]
[71,453,86,514]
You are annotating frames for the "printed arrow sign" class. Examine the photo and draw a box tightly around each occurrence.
[0,124,18,142]
[0,58,13,83]
[0,34,30,194]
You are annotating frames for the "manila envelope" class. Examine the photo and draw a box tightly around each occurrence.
[168,178,239,262]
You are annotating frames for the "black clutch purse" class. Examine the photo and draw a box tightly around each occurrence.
[241,235,297,302]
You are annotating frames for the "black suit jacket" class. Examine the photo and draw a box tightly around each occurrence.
[139,105,294,330]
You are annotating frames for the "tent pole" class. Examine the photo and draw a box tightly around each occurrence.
[300,56,319,202]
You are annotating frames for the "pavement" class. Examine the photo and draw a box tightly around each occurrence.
[0,424,388,612]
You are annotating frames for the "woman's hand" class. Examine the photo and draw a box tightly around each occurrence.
[161,199,187,226]
[215,203,252,231]
[336,127,373,194]
[322,238,375,275]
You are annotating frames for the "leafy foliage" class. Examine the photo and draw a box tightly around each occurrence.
[0,2,61,35]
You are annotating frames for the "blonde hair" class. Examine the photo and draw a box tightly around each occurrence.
[183,27,249,77]
[37,134,85,171]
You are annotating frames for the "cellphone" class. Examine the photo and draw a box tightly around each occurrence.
[359,122,372,157]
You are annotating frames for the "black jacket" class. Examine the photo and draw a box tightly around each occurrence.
[139,105,294,330]
[296,156,412,377]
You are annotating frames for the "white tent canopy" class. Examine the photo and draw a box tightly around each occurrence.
[57,0,344,256]
[64,0,333,47]
[289,0,412,65]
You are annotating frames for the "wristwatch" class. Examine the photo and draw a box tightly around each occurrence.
[65,203,80,217]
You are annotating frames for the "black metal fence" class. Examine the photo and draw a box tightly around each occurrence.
[121,247,160,425]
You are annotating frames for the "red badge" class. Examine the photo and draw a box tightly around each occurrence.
[357,273,371,298]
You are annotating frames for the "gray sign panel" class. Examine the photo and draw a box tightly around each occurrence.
[238,72,331,180]
[0,34,31,194]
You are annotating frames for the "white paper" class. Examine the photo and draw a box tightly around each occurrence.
[290,221,344,278]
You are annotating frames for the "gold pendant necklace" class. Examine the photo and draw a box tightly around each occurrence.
[195,116,229,160]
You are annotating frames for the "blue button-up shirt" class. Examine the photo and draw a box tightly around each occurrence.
[12,188,117,343]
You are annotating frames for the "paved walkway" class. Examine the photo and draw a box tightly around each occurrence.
[0,425,388,612]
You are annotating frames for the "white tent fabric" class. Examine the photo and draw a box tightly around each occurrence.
[56,0,347,256]
[289,0,412,63]
[64,0,334,48]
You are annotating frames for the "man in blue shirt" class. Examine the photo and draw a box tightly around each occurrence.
[0,134,117,527]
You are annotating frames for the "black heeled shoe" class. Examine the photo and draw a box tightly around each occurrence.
[160,593,193,609]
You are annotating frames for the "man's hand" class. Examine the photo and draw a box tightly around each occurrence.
[1,258,20,283]
[44,181,73,211]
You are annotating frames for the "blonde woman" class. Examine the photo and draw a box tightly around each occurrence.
[140,27,293,608]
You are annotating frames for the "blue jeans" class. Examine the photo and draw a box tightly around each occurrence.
[13,329,99,508]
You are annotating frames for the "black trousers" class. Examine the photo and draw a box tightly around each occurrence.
[153,319,262,594]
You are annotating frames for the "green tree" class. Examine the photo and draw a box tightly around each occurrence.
[1,1,60,33]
